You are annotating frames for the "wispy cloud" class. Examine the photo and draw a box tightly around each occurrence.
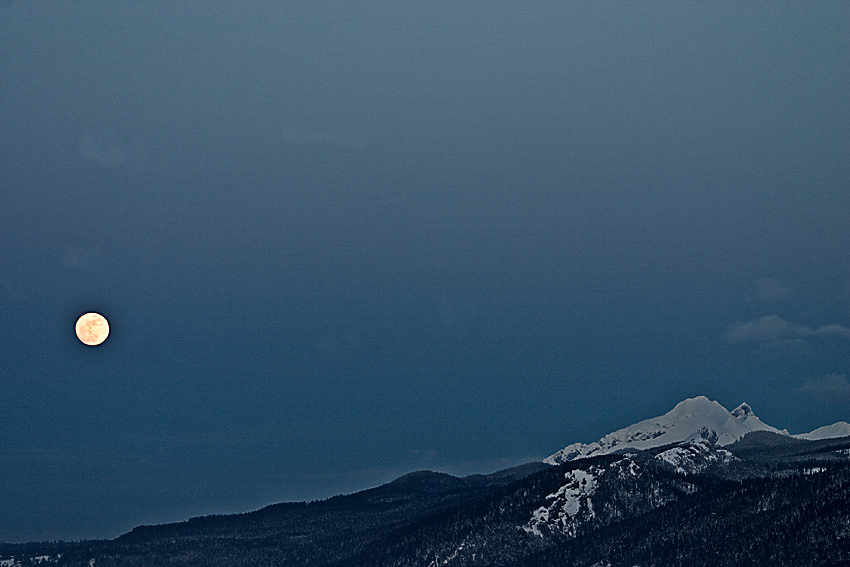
[811,325,850,339]
[726,315,801,343]
[802,373,850,403]
[725,315,850,351]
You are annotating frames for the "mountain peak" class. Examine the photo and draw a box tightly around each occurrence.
[668,396,729,420]
[545,396,787,465]
[731,403,753,418]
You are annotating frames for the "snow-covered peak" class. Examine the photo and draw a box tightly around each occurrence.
[794,421,850,441]
[731,402,753,418]
[545,396,787,465]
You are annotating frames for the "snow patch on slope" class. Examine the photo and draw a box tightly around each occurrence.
[525,467,601,538]
[524,458,643,539]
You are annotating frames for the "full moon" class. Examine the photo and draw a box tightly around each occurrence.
[75,312,109,346]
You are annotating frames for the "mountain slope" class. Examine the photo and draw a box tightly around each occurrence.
[545,396,786,465]
[728,430,850,465]
[8,397,850,567]
[45,444,850,567]
[514,461,850,567]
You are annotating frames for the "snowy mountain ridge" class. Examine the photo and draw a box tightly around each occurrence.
[545,395,789,465]
[794,421,850,441]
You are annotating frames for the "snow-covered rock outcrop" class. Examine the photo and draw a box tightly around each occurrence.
[654,439,738,475]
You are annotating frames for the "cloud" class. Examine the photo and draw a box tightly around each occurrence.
[752,278,792,303]
[725,315,801,343]
[725,315,850,351]
[78,129,147,169]
[811,325,850,340]
[802,373,850,403]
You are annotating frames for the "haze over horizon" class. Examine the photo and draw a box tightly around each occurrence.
[1,2,848,542]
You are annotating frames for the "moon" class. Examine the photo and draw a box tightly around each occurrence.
[75,312,109,346]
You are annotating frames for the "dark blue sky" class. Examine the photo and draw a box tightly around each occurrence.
[1,2,848,542]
